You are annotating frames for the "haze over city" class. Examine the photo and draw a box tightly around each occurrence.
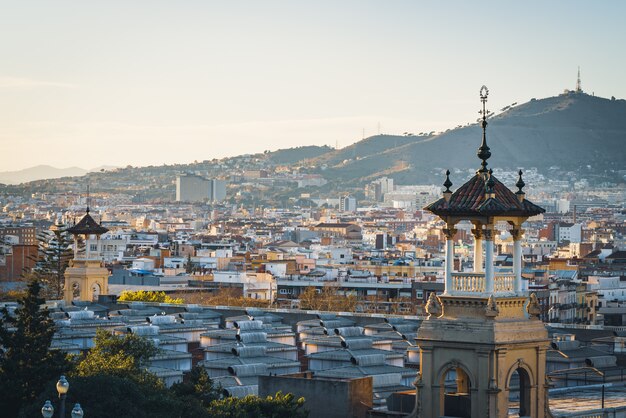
[1,0,625,171]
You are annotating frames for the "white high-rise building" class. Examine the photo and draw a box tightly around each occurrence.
[339,195,357,212]
[176,174,227,203]
[176,174,209,202]
[209,179,227,202]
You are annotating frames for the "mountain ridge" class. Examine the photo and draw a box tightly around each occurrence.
[312,92,626,185]
[2,92,624,192]
[0,165,119,185]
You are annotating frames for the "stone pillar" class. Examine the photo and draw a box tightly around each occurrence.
[443,226,457,294]
[85,234,91,259]
[472,226,483,272]
[73,236,79,258]
[417,345,434,416]
[512,228,524,294]
[484,227,494,293]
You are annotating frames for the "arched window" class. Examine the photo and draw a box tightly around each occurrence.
[508,367,531,417]
[92,283,101,301]
[71,282,80,299]
[440,365,471,418]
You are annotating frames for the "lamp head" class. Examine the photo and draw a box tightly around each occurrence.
[56,375,69,396]
[41,400,54,418]
[71,403,84,418]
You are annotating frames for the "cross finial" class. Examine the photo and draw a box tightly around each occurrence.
[477,85,491,173]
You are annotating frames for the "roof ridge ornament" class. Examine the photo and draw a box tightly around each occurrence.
[515,170,525,193]
[516,170,526,202]
[485,169,495,195]
[443,170,452,193]
[477,85,491,174]
[443,170,453,202]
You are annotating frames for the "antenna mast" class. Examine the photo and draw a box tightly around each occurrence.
[86,184,90,213]
[576,66,582,93]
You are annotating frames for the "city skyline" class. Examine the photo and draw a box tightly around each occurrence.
[1,0,624,171]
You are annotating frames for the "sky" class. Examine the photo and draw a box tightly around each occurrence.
[0,0,624,171]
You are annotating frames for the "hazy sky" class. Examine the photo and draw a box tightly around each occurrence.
[1,1,624,171]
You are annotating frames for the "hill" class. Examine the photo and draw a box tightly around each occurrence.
[0,165,122,185]
[0,165,88,185]
[1,91,624,199]
[314,92,626,185]
[266,145,333,165]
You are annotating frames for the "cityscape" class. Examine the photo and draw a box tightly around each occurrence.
[1,2,626,418]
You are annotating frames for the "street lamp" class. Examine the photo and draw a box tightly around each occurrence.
[41,400,54,418]
[71,403,84,418]
[56,375,69,418]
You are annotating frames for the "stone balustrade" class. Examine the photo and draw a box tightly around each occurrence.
[450,272,515,295]
[494,274,515,293]
[450,272,485,293]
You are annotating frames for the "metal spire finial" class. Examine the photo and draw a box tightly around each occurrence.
[443,169,452,193]
[86,184,90,214]
[477,85,491,173]
[516,169,526,195]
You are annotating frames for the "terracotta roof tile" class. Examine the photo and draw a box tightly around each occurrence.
[424,173,545,217]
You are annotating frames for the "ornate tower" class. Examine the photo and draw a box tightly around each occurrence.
[414,87,550,418]
[63,205,110,304]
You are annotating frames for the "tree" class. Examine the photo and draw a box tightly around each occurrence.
[20,374,211,418]
[14,328,212,418]
[299,286,322,310]
[209,391,307,418]
[75,329,159,382]
[29,223,74,299]
[298,284,357,312]
[0,288,26,302]
[0,279,69,417]
[20,331,305,418]
[117,290,183,304]
[185,253,193,274]
[179,287,269,308]
[170,366,221,408]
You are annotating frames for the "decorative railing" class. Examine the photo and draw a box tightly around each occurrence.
[450,272,485,293]
[450,272,515,294]
[494,274,515,293]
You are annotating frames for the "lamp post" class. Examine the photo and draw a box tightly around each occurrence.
[71,403,84,418]
[43,377,85,418]
[56,375,69,418]
[41,400,54,418]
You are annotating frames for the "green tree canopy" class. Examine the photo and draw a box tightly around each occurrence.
[170,365,221,408]
[209,391,307,418]
[19,374,211,418]
[75,329,158,382]
[118,290,183,304]
[29,223,74,299]
[0,279,69,417]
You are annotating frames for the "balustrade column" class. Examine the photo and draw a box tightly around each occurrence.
[512,228,524,294]
[484,227,495,293]
[443,226,457,294]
